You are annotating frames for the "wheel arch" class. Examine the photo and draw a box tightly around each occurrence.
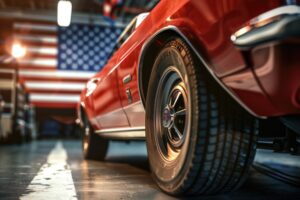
[138,25,261,118]
[138,26,202,108]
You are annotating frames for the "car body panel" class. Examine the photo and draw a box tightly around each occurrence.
[79,0,300,133]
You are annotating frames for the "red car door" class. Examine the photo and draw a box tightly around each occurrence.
[116,15,150,128]
[91,55,130,129]
[117,48,145,128]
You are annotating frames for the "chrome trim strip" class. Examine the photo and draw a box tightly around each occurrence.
[96,126,145,133]
[231,5,300,46]
[251,5,300,25]
[137,25,266,119]
[95,127,145,139]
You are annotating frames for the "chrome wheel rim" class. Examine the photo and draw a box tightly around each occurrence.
[154,66,189,162]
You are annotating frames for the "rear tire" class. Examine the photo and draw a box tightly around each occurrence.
[81,114,109,161]
[145,38,258,195]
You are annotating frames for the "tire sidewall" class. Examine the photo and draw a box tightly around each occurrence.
[146,40,199,194]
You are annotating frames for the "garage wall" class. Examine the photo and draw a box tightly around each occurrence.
[8,13,124,109]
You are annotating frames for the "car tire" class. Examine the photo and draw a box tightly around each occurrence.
[81,114,109,161]
[145,38,258,195]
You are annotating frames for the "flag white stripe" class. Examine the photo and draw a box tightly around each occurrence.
[14,23,57,32]
[14,34,57,43]
[25,81,85,91]
[30,93,80,103]
[18,58,57,67]
[19,69,95,79]
[27,46,57,55]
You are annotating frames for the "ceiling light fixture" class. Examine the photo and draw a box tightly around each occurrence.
[57,0,72,27]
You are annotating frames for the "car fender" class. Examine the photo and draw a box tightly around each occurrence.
[137,25,262,118]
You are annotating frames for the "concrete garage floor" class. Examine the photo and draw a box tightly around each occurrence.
[0,140,299,200]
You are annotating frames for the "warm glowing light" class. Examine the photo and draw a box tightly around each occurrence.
[57,0,72,27]
[104,4,112,14]
[11,43,26,58]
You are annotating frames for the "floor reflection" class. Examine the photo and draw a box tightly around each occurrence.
[65,141,300,200]
[0,140,299,199]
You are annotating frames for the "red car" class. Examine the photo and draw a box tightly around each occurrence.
[78,0,300,195]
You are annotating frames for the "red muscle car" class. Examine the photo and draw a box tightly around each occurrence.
[78,0,300,195]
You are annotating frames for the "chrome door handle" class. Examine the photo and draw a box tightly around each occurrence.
[123,74,132,84]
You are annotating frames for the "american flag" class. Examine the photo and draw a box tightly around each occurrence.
[14,19,123,108]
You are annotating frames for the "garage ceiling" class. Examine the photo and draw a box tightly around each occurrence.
[0,0,160,22]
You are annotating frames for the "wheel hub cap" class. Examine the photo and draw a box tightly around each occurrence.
[154,67,190,162]
[161,85,187,149]
[162,106,174,128]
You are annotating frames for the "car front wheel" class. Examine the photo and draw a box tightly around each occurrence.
[145,38,258,195]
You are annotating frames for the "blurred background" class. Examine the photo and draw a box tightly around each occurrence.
[0,0,159,143]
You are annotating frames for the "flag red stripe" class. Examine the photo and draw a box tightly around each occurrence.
[26,90,82,94]
[20,77,88,82]
[14,19,57,25]
[24,54,57,59]
[30,102,78,108]
[14,30,57,37]
[20,41,57,47]
[17,66,56,70]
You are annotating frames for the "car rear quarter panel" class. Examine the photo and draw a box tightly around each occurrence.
[137,0,286,117]
[153,0,283,76]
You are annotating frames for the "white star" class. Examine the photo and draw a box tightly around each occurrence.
[67,59,72,65]
[105,38,110,43]
[89,51,94,56]
[72,54,78,59]
[78,50,83,56]
[72,45,78,51]
[89,32,94,37]
[66,49,72,55]
[83,46,89,51]
[78,59,83,65]
[94,37,100,43]
[105,47,110,52]
[60,63,67,69]
[100,52,105,57]
[61,53,67,59]
[83,65,89,70]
